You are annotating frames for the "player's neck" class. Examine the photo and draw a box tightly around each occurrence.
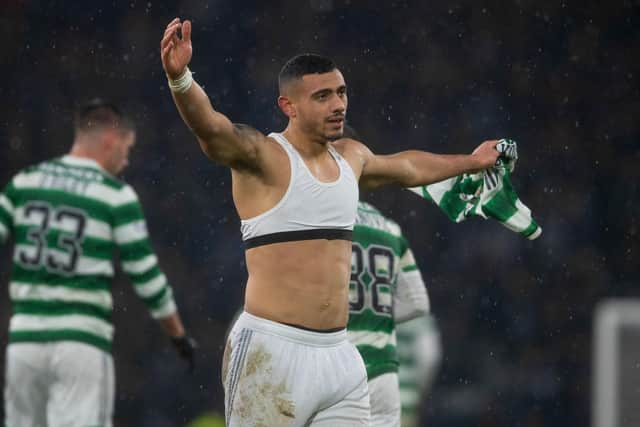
[282,126,328,159]
[69,144,108,171]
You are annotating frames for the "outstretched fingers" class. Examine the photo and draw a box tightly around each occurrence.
[181,20,192,43]
[161,25,177,49]
[163,19,180,38]
[162,23,182,43]
[160,18,193,77]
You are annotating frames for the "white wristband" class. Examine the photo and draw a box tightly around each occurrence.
[168,68,194,93]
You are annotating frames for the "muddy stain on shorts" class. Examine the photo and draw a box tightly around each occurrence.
[244,344,270,377]
[234,343,297,425]
[276,394,295,418]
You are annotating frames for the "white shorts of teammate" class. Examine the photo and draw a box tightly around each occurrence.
[223,311,370,426]
[368,372,401,427]
[4,342,114,427]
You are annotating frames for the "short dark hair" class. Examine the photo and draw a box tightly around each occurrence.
[73,98,134,133]
[278,54,337,93]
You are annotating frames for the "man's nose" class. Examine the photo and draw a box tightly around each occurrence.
[331,95,346,113]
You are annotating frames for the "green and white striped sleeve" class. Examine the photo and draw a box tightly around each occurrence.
[0,181,15,243]
[394,242,430,323]
[113,185,176,319]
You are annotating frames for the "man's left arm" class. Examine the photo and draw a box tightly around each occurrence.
[351,139,500,189]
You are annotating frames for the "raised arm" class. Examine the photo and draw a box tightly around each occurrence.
[346,138,501,189]
[160,18,266,170]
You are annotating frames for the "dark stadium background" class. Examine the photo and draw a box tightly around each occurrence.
[1,1,638,426]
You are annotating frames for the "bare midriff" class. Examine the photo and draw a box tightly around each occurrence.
[243,238,352,330]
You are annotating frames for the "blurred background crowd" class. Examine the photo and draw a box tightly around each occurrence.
[1,1,638,426]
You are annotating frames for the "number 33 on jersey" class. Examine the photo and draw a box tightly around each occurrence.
[0,156,175,352]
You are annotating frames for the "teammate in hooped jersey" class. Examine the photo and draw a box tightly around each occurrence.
[348,200,437,426]
[0,100,196,427]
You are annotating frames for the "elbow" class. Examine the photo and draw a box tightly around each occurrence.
[408,166,442,187]
[411,305,430,319]
[197,136,225,163]
[194,124,225,160]
[407,298,430,320]
[197,138,217,161]
[414,305,429,318]
[400,159,433,187]
[395,305,429,324]
[193,120,223,142]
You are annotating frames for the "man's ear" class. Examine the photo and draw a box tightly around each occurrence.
[278,95,296,118]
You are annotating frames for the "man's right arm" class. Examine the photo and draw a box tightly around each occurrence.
[161,18,265,170]
[171,80,263,170]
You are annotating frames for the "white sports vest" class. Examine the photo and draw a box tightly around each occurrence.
[240,132,359,248]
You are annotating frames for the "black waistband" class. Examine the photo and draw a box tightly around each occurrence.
[244,229,353,249]
[282,322,346,333]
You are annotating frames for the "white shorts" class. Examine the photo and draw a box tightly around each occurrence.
[368,373,401,427]
[4,342,114,427]
[223,311,370,426]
